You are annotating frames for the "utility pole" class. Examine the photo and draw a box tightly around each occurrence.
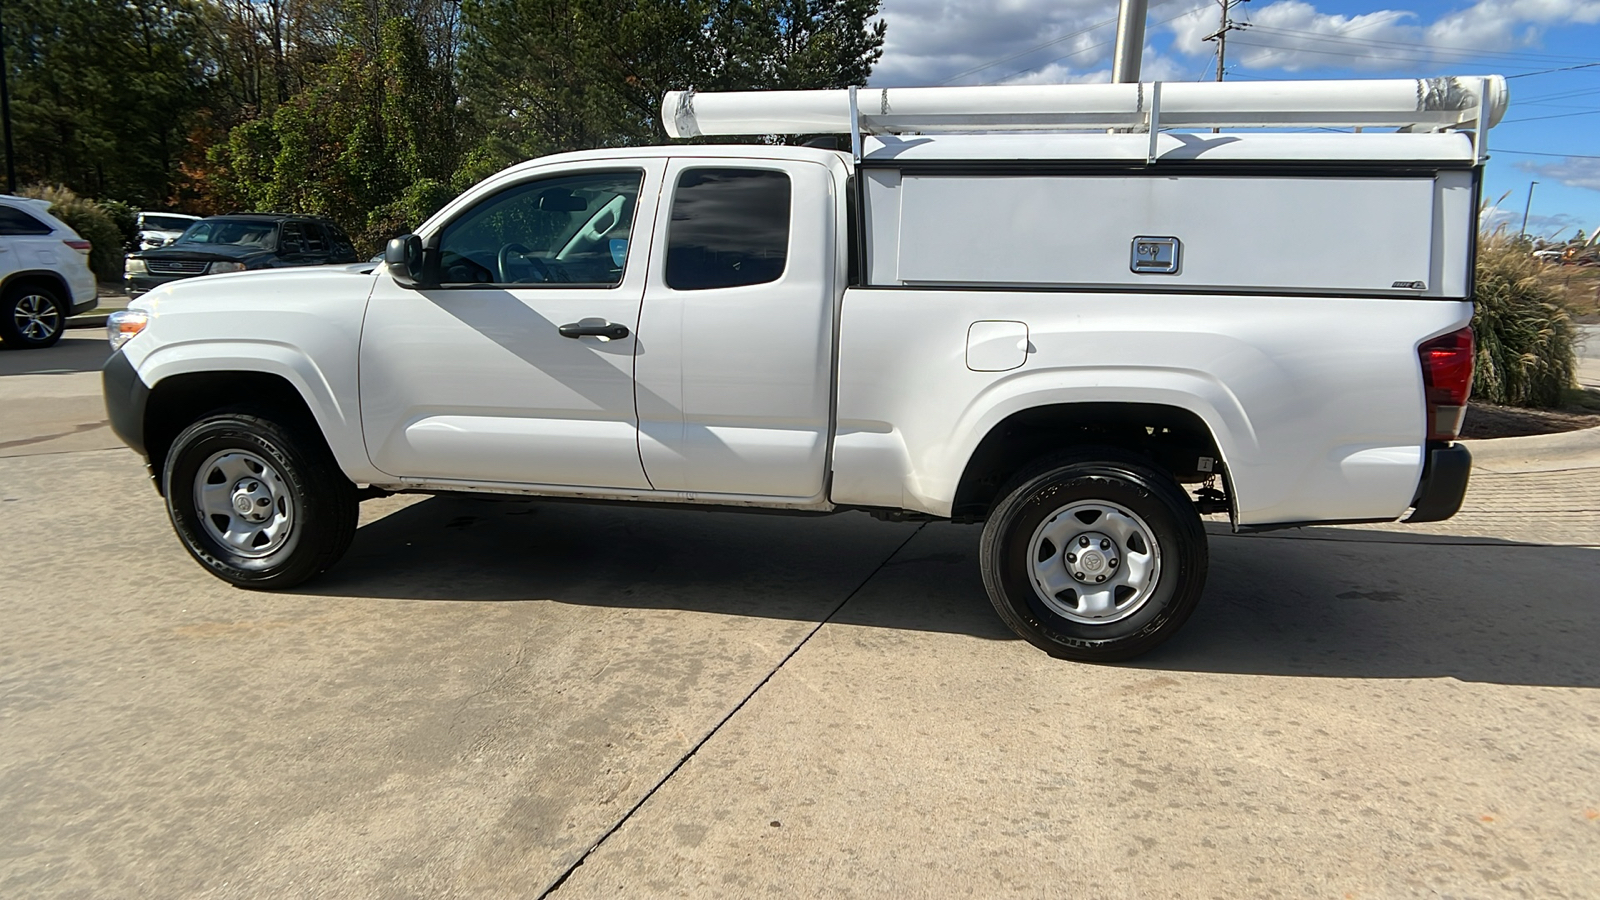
[1520,181,1538,237]
[1111,0,1150,84]
[0,0,15,194]
[1203,0,1250,82]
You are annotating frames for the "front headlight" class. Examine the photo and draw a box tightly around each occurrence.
[208,261,246,274]
[107,309,149,351]
[125,258,147,275]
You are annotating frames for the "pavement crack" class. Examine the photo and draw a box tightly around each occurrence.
[535,522,928,899]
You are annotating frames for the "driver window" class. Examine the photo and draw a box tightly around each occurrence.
[437,170,643,287]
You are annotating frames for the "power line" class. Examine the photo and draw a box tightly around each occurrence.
[1499,108,1600,124]
[1227,38,1550,70]
[1494,148,1600,160]
[1508,62,1600,79]
[1245,24,1600,65]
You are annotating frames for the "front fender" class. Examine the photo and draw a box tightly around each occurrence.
[125,338,386,485]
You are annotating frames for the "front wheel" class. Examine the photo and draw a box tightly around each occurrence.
[980,450,1208,662]
[163,411,357,589]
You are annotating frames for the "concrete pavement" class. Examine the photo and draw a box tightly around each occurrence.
[2,335,1598,898]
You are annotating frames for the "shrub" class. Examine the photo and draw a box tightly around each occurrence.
[1472,230,1577,408]
[18,184,126,282]
[98,199,139,248]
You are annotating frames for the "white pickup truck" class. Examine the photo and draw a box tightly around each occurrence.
[103,78,1497,660]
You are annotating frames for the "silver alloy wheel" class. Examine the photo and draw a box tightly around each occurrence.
[14,293,61,341]
[193,450,297,558]
[1026,500,1162,624]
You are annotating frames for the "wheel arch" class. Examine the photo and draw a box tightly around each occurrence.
[143,369,335,494]
[950,401,1233,522]
[1,269,72,300]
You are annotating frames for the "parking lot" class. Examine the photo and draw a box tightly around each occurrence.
[3,331,1599,897]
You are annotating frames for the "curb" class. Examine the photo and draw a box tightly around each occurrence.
[1461,424,1600,474]
[67,314,110,330]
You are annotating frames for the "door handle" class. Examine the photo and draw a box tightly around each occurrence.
[558,321,630,340]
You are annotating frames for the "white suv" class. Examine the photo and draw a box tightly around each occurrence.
[0,195,98,348]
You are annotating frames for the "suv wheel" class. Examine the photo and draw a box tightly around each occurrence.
[163,410,358,589]
[980,449,1208,662]
[1,282,65,348]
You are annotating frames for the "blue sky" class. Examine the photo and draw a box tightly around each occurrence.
[869,0,1600,240]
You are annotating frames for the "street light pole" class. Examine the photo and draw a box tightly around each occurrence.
[1520,181,1539,237]
[1111,0,1149,84]
[0,0,15,194]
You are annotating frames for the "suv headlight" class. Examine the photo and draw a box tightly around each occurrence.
[107,309,149,351]
[125,258,147,275]
[208,261,246,274]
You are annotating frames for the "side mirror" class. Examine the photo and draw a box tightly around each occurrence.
[279,241,302,256]
[385,234,427,288]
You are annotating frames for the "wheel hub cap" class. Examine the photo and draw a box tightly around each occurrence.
[193,450,296,558]
[1026,502,1161,624]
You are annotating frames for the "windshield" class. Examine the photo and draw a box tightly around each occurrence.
[176,218,277,249]
[143,215,196,232]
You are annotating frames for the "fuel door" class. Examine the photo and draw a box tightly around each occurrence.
[966,320,1029,372]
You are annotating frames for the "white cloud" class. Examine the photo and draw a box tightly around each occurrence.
[999,48,1196,85]
[1165,0,1600,72]
[1480,203,1592,238]
[871,0,1124,86]
[1427,0,1600,51]
[1515,157,1600,192]
[868,0,1600,87]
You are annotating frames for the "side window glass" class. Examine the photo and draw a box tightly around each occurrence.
[0,207,52,236]
[437,170,643,286]
[301,224,327,254]
[665,168,791,291]
[279,223,308,254]
[327,225,356,260]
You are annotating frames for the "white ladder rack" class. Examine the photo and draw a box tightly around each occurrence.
[663,76,1507,163]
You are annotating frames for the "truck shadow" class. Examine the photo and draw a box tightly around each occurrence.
[1136,527,1600,689]
[316,496,1600,688]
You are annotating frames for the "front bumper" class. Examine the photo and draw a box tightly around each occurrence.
[1405,442,1472,523]
[125,272,201,296]
[102,348,149,460]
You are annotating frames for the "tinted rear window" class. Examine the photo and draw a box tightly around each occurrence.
[0,206,53,236]
[665,168,791,291]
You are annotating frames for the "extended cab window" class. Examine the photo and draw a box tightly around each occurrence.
[665,168,791,291]
[437,170,643,286]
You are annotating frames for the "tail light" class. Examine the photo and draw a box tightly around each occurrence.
[1418,326,1474,442]
[63,239,92,252]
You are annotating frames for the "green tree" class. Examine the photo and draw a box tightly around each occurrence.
[6,0,208,205]
[206,7,465,251]
[458,0,886,171]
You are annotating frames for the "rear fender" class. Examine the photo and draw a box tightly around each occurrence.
[931,369,1251,516]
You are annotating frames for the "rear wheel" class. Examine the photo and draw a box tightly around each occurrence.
[0,282,65,348]
[163,410,357,589]
[980,450,1208,661]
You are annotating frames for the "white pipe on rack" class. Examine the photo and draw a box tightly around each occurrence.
[662,76,1508,138]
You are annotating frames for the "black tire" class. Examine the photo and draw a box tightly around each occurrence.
[979,449,1207,662]
[0,281,66,349]
[163,410,358,589]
